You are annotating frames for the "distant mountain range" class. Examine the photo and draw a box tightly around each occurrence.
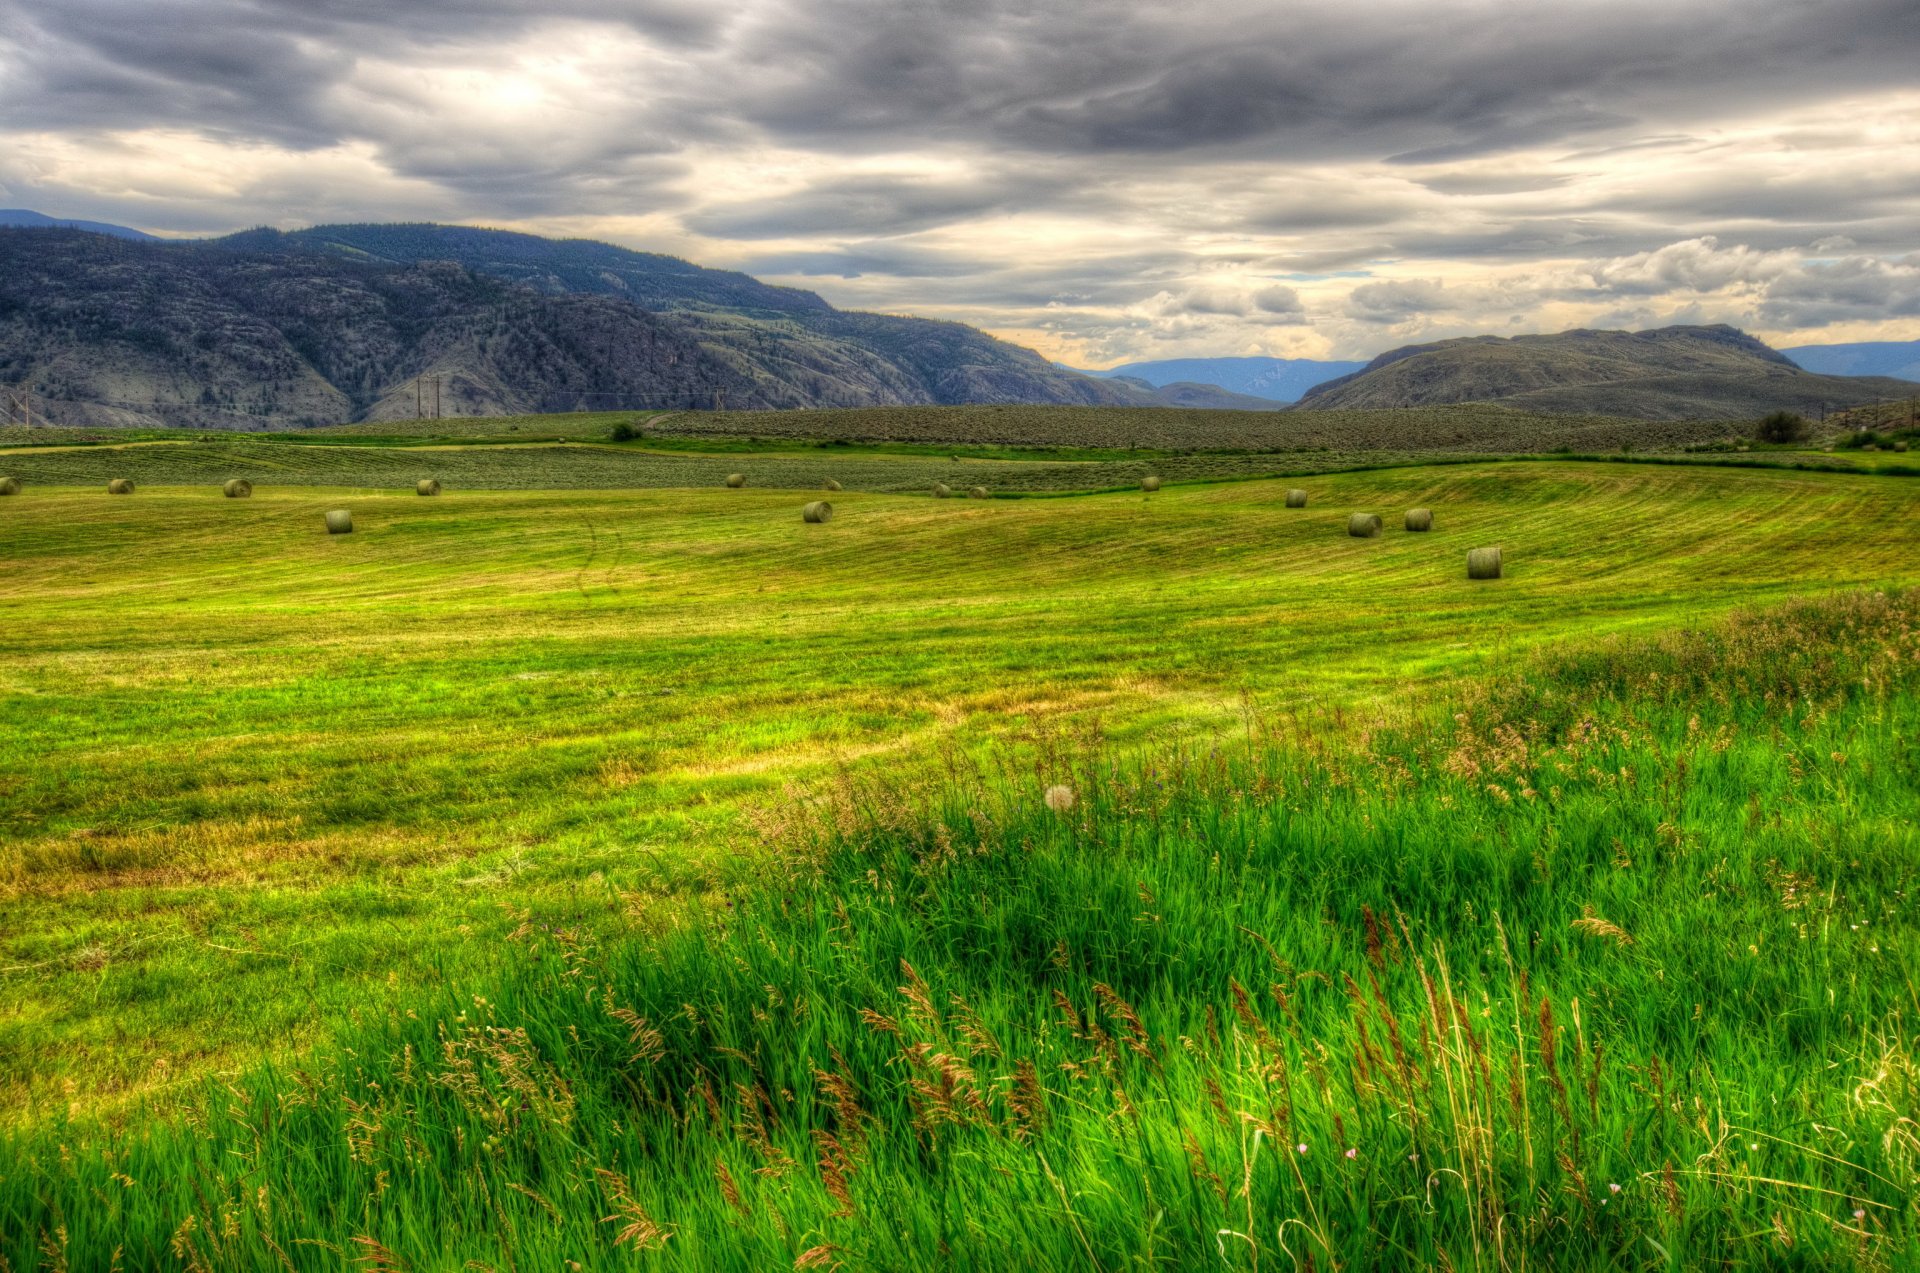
[1783,340,1920,382]
[1,211,1911,426]
[0,220,1178,428]
[0,209,156,240]
[1071,356,1367,403]
[1296,325,1917,419]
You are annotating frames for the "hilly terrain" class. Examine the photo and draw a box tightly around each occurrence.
[0,224,1153,429]
[1075,354,1366,401]
[1297,324,1917,418]
[1784,338,1920,381]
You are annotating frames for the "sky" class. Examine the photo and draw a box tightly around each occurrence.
[2,0,1917,366]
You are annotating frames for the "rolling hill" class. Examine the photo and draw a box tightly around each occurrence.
[0,223,1152,429]
[0,209,157,241]
[1295,324,1916,418]
[1784,339,1920,382]
[1073,355,1365,402]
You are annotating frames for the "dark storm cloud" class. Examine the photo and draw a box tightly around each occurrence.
[4,0,1919,355]
[687,171,1074,240]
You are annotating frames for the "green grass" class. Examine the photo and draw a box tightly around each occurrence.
[2,461,1917,1127]
[4,588,1918,1269]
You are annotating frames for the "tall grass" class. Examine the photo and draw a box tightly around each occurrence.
[5,591,1919,1269]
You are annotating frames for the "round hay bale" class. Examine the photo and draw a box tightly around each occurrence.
[222,478,252,499]
[822,478,842,491]
[1467,547,1503,580]
[725,473,746,488]
[1141,475,1162,492]
[324,509,354,535]
[1285,488,1308,508]
[1404,507,1433,532]
[0,477,20,496]
[107,478,135,495]
[417,478,441,496]
[802,500,833,524]
[933,483,952,499]
[1347,512,1382,538]
[968,486,989,500]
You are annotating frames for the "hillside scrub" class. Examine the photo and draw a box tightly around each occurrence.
[5,590,1918,1269]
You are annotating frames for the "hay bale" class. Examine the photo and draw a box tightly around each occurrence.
[822,478,842,491]
[1285,488,1308,508]
[0,477,19,496]
[933,483,952,499]
[1896,440,1911,453]
[802,500,833,523]
[107,478,135,495]
[1141,475,1162,492]
[417,478,441,496]
[324,509,354,535]
[1467,547,1503,580]
[1404,507,1433,532]
[725,473,746,488]
[223,478,252,499]
[1347,512,1382,538]
[969,486,989,499]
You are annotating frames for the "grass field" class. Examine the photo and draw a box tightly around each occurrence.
[2,456,1918,1267]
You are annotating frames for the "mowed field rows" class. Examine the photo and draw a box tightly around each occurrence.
[1,462,1917,1118]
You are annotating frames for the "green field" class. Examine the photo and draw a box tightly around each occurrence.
[3,451,1919,1267]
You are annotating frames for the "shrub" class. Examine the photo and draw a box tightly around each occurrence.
[609,421,639,442]
[1755,410,1810,444]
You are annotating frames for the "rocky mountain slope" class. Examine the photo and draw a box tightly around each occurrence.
[1294,324,1915,419]
[0,224,1148,429]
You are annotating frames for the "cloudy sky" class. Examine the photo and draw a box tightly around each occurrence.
[3,0,1917,365]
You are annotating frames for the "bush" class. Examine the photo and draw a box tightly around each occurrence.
[609,420,639,442]
[1754,409,1810,444]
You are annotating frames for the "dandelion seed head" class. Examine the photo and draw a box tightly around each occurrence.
[1044,784,1076,813]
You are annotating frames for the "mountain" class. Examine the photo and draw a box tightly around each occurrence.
[0,223,1148,428]
[221,223,1147,413]
[1074,355,1365,402]
[1295,324,1918,419]
[0,209,157,241]
[1783,340,1920,382]
[1105,376,1284,411]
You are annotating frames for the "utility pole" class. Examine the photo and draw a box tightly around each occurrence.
[415,377,422,419]
[434,375,442,420]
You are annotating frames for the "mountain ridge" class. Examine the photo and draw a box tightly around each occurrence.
[0,222,1154,428]
[1295,324,1915,418]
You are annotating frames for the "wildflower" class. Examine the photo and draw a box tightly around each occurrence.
[1296,1143,1307,1155]
[1854,1209,1866,1220]
[1609,1183,1622,1194]
[1344,1148,1357,1159]
[1043,785,1075,813]
[1749,1143,1759,1152]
